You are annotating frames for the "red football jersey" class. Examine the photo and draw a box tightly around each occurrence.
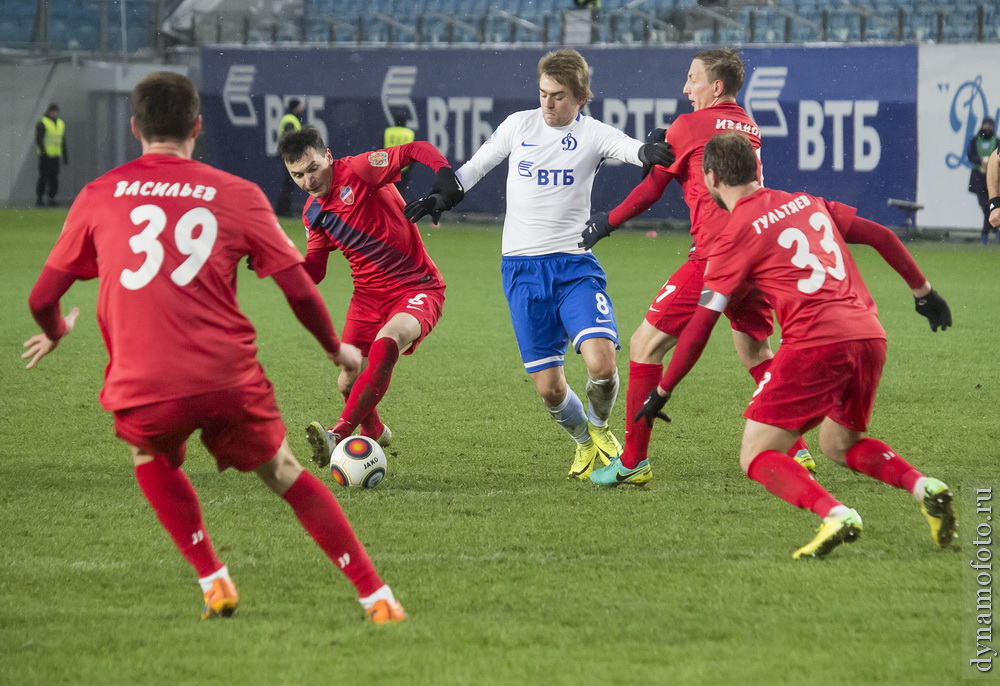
[704,188,886,349]
[45,154,305,411]
[663,102,762,254]
[303,146,444,294]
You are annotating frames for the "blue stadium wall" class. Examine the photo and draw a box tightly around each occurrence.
[200,46,919,227]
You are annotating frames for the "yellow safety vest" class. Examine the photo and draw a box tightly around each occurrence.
[40,116,65,157]
[383,125,415,149]
[384,125,415,172]
[279,113,302,137]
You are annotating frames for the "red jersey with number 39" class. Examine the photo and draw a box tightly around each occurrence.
[704,188,885,349]
[44,154,305,411]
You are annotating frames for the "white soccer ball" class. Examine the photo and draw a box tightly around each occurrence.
[329,436,386,488]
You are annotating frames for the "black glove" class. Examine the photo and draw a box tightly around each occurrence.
[634,388,672,427]
[641,128,668,178]
[579,212,616,250]
[914,289,951,332]
[405,167,465,224]
[403,194,448,224]
[638,140,674,170]
[429,167,464,210]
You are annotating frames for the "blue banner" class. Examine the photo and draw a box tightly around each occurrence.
[200,45,916,226]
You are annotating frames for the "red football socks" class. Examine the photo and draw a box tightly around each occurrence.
[747,450,840,518]
[334,337,400,438]
[620,361,662,469]
[342,391,385,440]
[845,437,922,492]
[281,470,383,597]
[134,458,224,578]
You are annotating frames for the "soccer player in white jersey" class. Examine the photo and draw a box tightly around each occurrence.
[407,49,673,479]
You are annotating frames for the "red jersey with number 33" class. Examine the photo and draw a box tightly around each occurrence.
[703,188,886,349]
[44,154,305,411]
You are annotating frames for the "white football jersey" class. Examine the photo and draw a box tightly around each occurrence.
[456,108,644,257]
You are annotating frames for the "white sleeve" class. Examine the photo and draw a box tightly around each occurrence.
[591,120,644,167]
[455,115,517,192]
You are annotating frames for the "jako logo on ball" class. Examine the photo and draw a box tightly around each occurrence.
[329,436,386,488]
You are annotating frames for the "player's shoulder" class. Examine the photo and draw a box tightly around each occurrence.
[579,113,630,138]
[498,109,541,135]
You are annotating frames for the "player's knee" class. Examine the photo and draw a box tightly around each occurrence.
[536,380,567,406]
[629,325,673,363]
[256,441,303,494]
[818,434,851,466]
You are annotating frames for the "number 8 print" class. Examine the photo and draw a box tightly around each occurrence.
[120,204,218,290]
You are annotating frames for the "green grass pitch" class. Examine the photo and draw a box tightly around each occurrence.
[1,207,996,684]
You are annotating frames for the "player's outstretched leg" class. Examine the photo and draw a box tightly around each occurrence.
[745,450,861,558]
[333,337,400,444]
[134,456,237,617]
[748,360,816,474]
[792,507,863,560]
[279,469,406,622]
[844,438,958,549]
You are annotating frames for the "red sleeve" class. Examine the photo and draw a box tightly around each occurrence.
[838,211,926,290]
[28,266,78,340]
[393,141,450,172]
[271,264,340,354]
[608,167,674,227]
[303,219,334,283]
[350,142,450,188]
[658,305,722,394]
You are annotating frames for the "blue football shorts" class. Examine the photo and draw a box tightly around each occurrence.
[501,253,619,374]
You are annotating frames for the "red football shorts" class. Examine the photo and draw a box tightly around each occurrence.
[342,285,445,357]
[112,375,286,472]
[645,257,773,340]
[744,338,887,433]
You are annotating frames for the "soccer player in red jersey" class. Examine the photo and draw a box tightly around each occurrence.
[22,72,406,623]
[635,131,955,558]
[277,127,463,467]
[582,49,816,486]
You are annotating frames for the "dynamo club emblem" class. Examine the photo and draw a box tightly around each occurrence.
[339,185,355,205]
[561,132,577,151]
[368,151,389,167]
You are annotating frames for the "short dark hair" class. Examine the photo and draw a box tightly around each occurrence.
[703,132,757,186]
[288,98,302,110]
[694,48,745,97]
[132,72,199,142]
[277,125,326,164]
